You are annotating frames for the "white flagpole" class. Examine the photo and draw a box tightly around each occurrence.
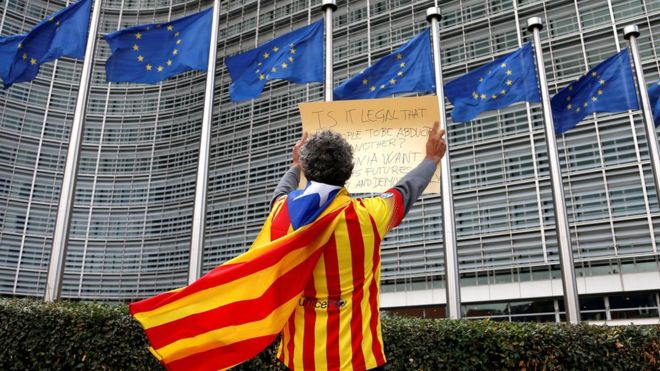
[527,17,580,324]
[427,7,461,319]
[322,0,336,102]
[45,0,104,302]
[623,25,660,208]
[189,0,221,283]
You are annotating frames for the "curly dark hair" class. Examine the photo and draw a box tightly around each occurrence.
[300,130,354,187]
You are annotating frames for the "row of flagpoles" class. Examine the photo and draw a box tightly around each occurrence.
[3,0,659,323]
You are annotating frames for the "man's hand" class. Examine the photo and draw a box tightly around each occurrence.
[425,121,446,165]
[292,131,309,169]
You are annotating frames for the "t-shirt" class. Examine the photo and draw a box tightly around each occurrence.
[268,187,404,371]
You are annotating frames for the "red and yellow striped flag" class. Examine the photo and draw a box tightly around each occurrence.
[129,202,349,370]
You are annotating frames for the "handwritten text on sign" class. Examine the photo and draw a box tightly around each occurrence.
[299,96,440,193]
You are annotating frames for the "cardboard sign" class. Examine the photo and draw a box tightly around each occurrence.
[299,96,440,193]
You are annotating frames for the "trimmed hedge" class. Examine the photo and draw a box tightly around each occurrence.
[0,298,658,370]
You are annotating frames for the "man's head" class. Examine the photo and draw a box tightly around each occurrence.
[300,130,354,187]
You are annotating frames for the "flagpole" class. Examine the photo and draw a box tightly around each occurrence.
[189,0,221,284]
[322,0,336,102]
[427,7,461,320]
[623,25,660,208]
[45,0,103,302]
[527,17,580,324]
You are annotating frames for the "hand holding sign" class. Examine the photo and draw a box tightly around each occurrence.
[425,121,446,165]
[292,131,308,169]
[299,96,441,193]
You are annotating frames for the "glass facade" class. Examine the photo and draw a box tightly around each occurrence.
[1,0,660,322]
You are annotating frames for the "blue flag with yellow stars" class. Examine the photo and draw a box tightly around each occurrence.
[104,8,212,84]
[333,28,434,100]
[225,20,324,102]
[0,0,92,88]
[649,80,660,127]
[444,43,540,123]
[551,50,638,134]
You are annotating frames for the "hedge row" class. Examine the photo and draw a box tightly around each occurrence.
[0,298,658,370]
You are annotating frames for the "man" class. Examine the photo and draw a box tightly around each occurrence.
[268,121,446,370]
[129,121,445,371]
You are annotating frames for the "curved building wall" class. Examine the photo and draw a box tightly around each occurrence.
[0,0,659,312]
[0,0,212,299]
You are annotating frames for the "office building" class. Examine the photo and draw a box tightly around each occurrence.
[1,0,659,323]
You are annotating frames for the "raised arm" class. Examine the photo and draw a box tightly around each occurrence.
[271,132,308,207]
[392,121,446,216]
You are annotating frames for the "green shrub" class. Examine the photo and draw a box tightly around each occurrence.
[0,298,658,370]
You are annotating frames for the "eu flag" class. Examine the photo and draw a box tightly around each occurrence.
[104,8,212,84]
[225,20,324,102]
[0,0,92,88]
[551,50,638,134]
[649,80,660,127]
[444,43,540,123]
[333,29,434,100]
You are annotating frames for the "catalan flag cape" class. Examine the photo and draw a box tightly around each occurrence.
[129,197,350,370]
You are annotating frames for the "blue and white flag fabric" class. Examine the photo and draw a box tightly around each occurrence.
[286,181,341,230]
